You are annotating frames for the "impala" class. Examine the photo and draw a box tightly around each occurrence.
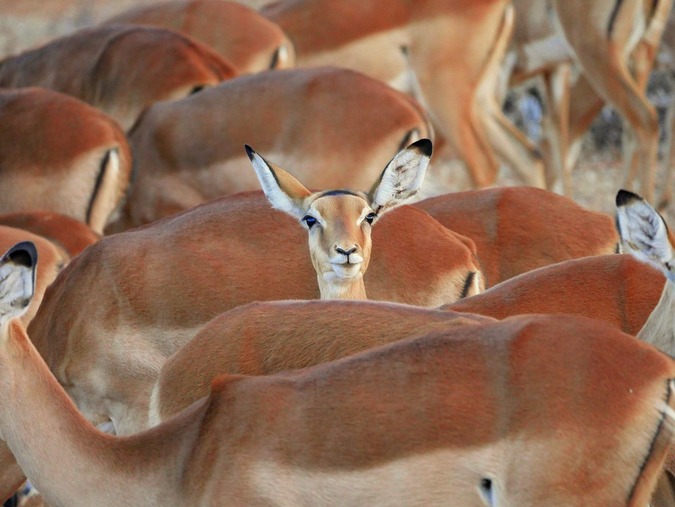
[1,242,674,505]
[149,192,667,433]
[503,0,670,201]
[25,186,482,434]
[247,139,431,300]
[0,211,100,259]
[0,24,236,131]
[104,0,295,73]
[0,227,66,327]
[0,175,482,500]
[116,67,433,230]
[150,188,675,505]
[260,0,545,189]
[614,188,675,506]
[612,189,674,345]
[0,88,131,234]
[414,186,619,285]
[151,301,494,425]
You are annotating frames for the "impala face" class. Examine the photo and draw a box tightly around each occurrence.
[246,139,432,299]
[301,191,376,283]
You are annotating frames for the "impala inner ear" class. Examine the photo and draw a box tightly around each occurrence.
[6,241,37,270]
[0,241,37,321]
[479,477,495,506]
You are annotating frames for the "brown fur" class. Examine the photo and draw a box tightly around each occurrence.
[447,254,664,335]
[0,25,237,131]
[262,0,542,188]
[105,0,295,73]
[22,190,482,446]
[508,0,670,201]
[0,88,132,234]
[152,254,665,425]
[7,313,675,505]
[154,302,494,422]
[115,67,433,230]
[0,212,99,259]
[414,186,620,285]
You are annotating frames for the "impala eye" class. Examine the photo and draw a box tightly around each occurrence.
[302,215,317,229]
[364,212,377,225]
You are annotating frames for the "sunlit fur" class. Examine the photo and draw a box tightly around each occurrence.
[0,241,672,505]
[0,25,236,131]
[262,0,542,188]
[104,0,296,74]
[0,88,132,234]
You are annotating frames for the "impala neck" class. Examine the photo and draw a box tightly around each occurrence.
[0,320,181,506]
[318,273,367,300]
[637,278,675,356]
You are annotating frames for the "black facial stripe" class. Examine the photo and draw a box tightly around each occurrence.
[318,190,360,198]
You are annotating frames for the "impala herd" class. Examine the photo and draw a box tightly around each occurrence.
[0,0,674,505]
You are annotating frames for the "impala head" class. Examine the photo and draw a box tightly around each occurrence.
[0,241,36,331]
[245,139,432,300]
[616,189,675,282]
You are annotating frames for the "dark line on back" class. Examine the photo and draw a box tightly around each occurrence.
[269,46,281,69]
[86,149,110,226]
[627,380,672,503]
[459,272,476,299]
[607,0,625,37]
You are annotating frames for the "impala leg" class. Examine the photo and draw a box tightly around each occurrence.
[575,46,658,201]
[411,60,501,189]
[479,101,546,188]
[445,99,501,189]
[626,0,672,208]
[0,443,25,504]
[565,74,606,168]
[662,95,675,208]
[552,0,660,202]
[539,64,572,193]
[409,4,517,188]
[475,3,546,189]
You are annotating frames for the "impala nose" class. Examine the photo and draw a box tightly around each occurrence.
[336,246,357,256]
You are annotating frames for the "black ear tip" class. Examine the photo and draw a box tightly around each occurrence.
[616,189,643,207]
[6,241,37,269]
[411,138,432,157]
[244,144,255,161]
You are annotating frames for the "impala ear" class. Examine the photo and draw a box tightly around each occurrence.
[616,189,675,280]
[245,145,312,219]
[0,241,37,325]
[368,138,431,215]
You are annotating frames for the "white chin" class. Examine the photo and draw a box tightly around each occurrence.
[330,264,362,280]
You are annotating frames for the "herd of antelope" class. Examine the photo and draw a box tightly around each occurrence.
[0,0,673,505]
